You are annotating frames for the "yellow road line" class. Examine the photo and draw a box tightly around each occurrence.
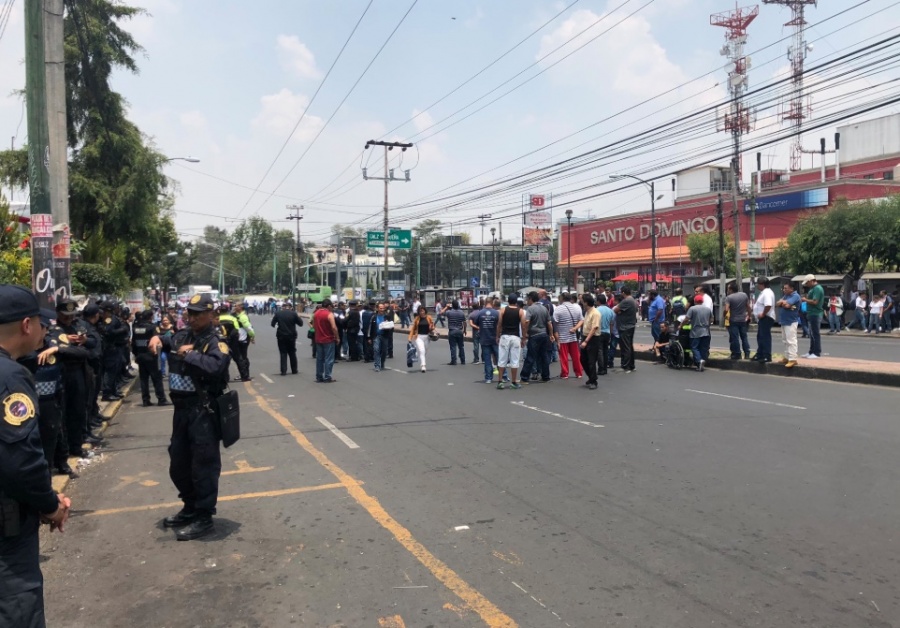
[221,459,275,476]
[245,383,518,628]
[81,483,343,517]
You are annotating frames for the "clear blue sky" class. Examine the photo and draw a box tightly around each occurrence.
[1,0,897,244]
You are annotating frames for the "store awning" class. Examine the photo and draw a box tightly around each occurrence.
[612,272,674,283]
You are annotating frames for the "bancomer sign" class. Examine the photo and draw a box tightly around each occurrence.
[590,216,718,245]
[745,188,829,214]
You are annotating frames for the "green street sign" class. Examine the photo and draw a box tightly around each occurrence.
[367,229,413,250]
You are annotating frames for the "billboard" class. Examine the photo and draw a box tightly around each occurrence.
[746,188,828,214]
[524,209,552,246]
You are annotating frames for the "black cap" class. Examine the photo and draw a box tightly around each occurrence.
[83,303,100,318]
[55,297,78,314]
[39,308,57,328]
[186,293,215,312]
[120,306,130,317]
[0,285,41,324]
[99,300,115,311]
[218,303,230,312]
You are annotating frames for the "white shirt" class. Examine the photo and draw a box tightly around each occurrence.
[753,288,776,320]
[855,296,867,310]
[870,299,884,315]
[702,293,713,310]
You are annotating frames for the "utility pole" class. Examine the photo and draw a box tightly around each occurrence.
[363,140,413,300]
[286,205,303,307]
[45,0,70,300]
[25,0,54,307]
[717,193,726,327]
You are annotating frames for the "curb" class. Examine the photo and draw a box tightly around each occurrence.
[51,378,136,494]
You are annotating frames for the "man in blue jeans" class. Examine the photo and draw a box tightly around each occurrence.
[751,277,775,362]
[800,274,824,359]
[313,300,338,382]
[521,291,554,382]
[647,289,666,342]
[472,298,499,383]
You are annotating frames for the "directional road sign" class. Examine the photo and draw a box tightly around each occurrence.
[367,230,413,250]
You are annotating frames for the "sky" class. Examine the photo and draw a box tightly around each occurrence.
[1,0,898,246]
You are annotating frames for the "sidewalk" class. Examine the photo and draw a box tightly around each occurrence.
[393,324,900,388]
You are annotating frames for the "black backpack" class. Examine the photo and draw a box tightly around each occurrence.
[671,297,688,318]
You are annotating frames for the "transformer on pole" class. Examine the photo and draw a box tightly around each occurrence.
[762,0,818,171]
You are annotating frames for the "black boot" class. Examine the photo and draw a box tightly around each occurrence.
[157,399,170,406]
[163,509,196,528]
[175,515,214,541]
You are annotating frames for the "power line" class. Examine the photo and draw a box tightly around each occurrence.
[233,0,375,218]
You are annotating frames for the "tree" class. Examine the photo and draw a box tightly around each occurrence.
[0,196,31,285]
[772,197,900,279]
[331,224,368,254]
[687,232,736,276]
[228,216,274,290]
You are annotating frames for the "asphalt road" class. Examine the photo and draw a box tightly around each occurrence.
[41,319,900,627]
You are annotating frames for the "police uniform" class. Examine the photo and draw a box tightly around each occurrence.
[217,307,242,380]
[158,293,231,541]
[132,311,168,406]
[18,311,71,475]
[99,302,128,400]
[53,299,94,456]
[81,304,104,429]
[0,286,61,628]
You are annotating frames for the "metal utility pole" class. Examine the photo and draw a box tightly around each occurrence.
[565,210,573,291]
[286,205,304,307]
[610,174,662,288]
[363,140,413,299]
[45,0,70,300]
[25,0,54,307]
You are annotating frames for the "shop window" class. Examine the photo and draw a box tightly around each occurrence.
[863,174,875,180]
[884,171,894,180]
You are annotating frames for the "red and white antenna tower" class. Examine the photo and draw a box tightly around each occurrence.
[711,3,759,185]
[762,0,817,171]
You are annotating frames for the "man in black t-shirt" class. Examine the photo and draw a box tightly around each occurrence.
[652,321,672,362]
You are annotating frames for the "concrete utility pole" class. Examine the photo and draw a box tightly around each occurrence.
[25,0,54,307]
[45,0,70,300]
[286,205,303,307]
[363,140,413,300]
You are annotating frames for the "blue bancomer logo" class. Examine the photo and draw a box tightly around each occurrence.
[746,188,829,214]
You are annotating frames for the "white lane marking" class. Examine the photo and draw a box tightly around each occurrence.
[388,368,408,375]
[454,525,470,531]
[685,389,807,410]
[314,416,360,449]
[260,373,274,384]
[510,401,604,428]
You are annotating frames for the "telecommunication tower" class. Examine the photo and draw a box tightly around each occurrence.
[711,3,759,184]
[762,0,818,171]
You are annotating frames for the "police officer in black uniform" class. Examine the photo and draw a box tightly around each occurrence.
[0,285,71,628]
[117,305,135,384]
[270,302,304,375]
[18,310,76,477]
[54,298,100,455]
[132,310,169,407]
[81,303,104,430]
[149,293,230,541]
[99,301,128,401]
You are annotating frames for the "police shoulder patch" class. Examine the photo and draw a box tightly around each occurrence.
[3,392,36,427]
[47,355,56,365]
[58,334,69,345]
[219,341,229,355]
[105,317,112,324]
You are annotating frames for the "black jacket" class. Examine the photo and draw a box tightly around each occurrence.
[270,309,304,338]
[345,309,361,336]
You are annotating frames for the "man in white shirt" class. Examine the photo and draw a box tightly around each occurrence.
[693,285,714,310]
[751,277,776,362]
[852,291,868,330]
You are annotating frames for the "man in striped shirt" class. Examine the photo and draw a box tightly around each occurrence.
[553,292,584,379]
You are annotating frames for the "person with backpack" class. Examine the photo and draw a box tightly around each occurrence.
[670,287,689,322]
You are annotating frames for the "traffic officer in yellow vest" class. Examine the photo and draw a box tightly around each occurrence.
[149,293,230,541]
[0,286,71,627]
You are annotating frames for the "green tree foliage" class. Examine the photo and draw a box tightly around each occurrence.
[227,216,274,290]
[71,262,122,294]
[0,149,28,190]
[0,196,31,285]
[687,232,736,276]
[772,197,900,279]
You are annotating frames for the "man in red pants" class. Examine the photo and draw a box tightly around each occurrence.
[552,292,584,379]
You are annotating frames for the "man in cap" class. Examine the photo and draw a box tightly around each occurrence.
[98,301,129,401]
[0,285,72,627]
[80,303,104,430]
[344,301,362,362]
[232,302,254,382]
[54,298,101,455]
[800,274,824,359]
[131,310,169,407]
[217,303,241,381]
[149,293,231,541]
[270,301,304,375]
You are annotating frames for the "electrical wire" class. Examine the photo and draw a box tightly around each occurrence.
[233,0,375,218]
[0,0,15,46]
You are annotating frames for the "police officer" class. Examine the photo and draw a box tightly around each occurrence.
[18,310,75,477]
[118,305,135,384]
[0,285,71,628]
[132,310,169,407]
[99,301,128,401]
[217,304,241,381]
[149,293,230,541]
[54,298,100,455]
[270,301,304,375]
[81,303,104,430]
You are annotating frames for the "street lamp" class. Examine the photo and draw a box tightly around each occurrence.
[490,227,497,292]
[610,175,664,287]
[286,205,304,307]
[565,209,573,291]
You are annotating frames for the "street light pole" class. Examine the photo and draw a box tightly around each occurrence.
[610,174,663,288]
[565,209,573,291]
[490,227,497,291]
[286,204,304,308]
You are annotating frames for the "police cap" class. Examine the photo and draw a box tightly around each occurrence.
[39,308,57,328]
[218,303,230,312]
[0,285,41,324]
[99,300,116,312]
[83,303,100,318]
[186,293,215,312]
[55,297,79,314]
